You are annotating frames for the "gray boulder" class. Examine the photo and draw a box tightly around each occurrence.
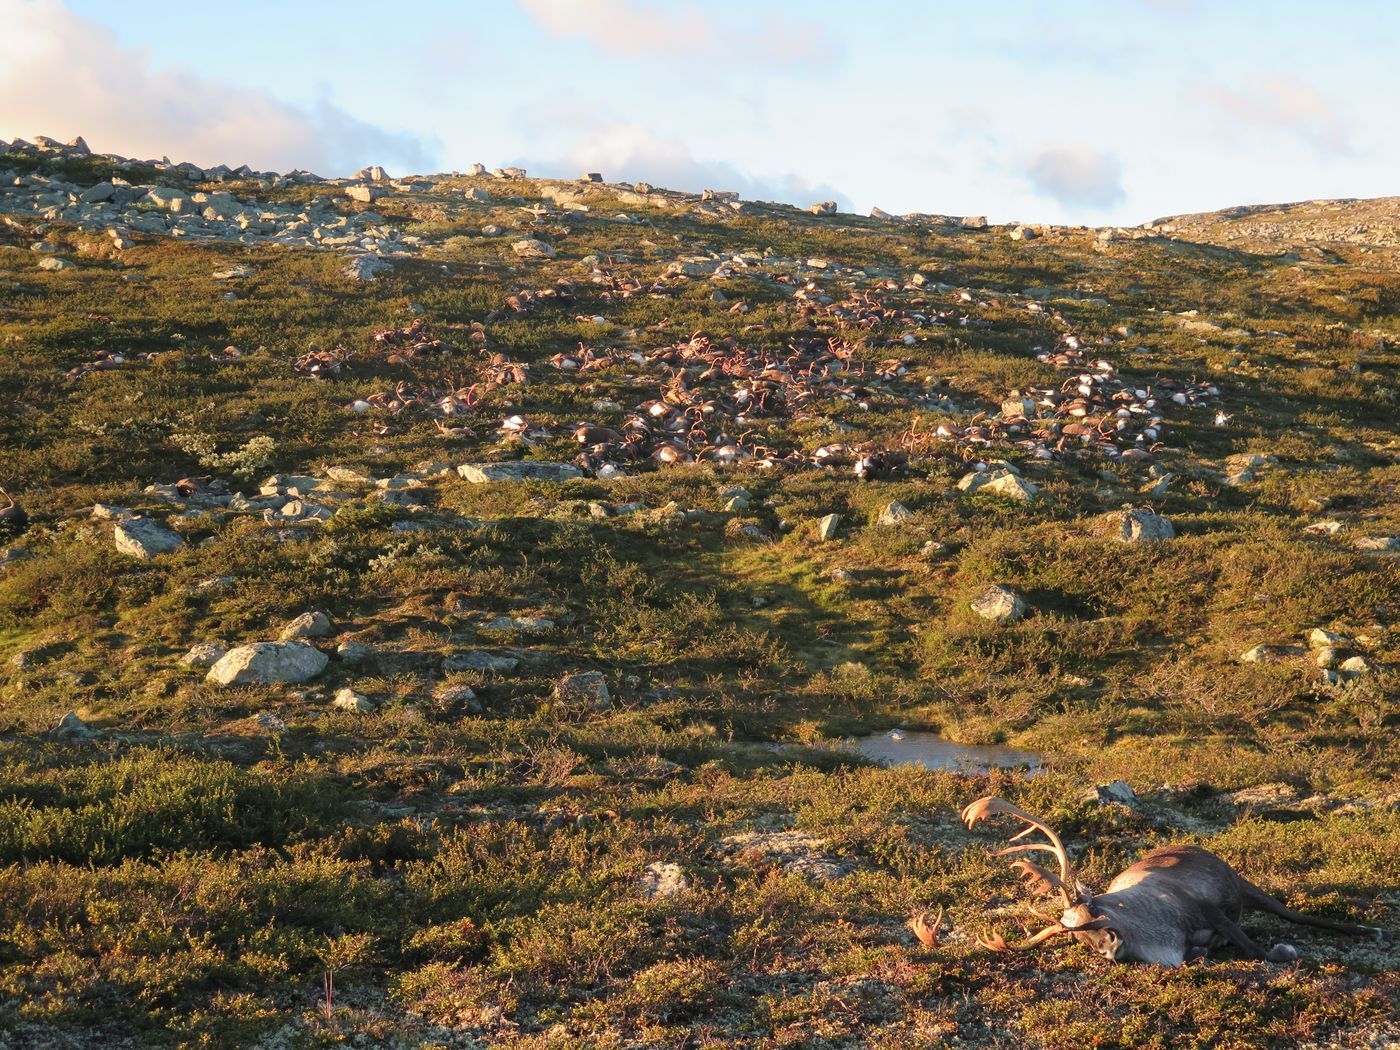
[336,640,380,665]
[957,470,1038,501]
[1085,780,1139,808]
[442,651,518,674]
[51,711,97,741]
[555,670,610,708]
[332,688,374,713]
[206,641,328,686]
[456,462,583,483]
[113,517,185,559]
[877,501,913,526]
[637,861,690,899]
[79,182,116,203]
[1102,508,1175,542]
[181,642,228,668]
[279,611,332,641]
[343,255,391,281]
[971,584,1027,623]
[512,238,556,260]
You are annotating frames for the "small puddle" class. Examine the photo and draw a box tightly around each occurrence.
[845,729,1044,776]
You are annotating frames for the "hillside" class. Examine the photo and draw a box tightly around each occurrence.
[0,134,1397,1049]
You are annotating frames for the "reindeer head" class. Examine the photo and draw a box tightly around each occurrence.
[961,796,1121,959]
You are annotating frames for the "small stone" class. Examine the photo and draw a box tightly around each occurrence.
[1240,645,1305,664]
[816,513,841,541]
[278,611,332,641]
[345,185,380,203]
[1354,536,1400,552]
[79,181,115,203]
[332,688,374,713]
[555,670,610,708]
[206,641,329,686]
[1001,397,1037,419]
[961,215,988,229]
[637,861,689,899]
[480,615,555,635]
[1101,508,1175,543]
[441,651,518,674]
[323,465,374,485]
[1338,656,1370,676]
[433,683,482,713]
[50,711,96,741]
[512,238,556,260]
[877,501,913,526]
[1315,647,1341,669]
[1008,225,1037,241]
[343,255,392,281]
[456,462,583,483]
[971,585,1026,623]
[959,471,1038,501]
[181,642,228,668]
[830,568,854,583]
[113,517,185,559]
[336,641,379,665]
[1309,629,1350,649]
[809,200,837,216]
[1085,780,1138,808]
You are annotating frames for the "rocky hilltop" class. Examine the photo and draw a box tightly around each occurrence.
[1147,195,1400,257]
[0,135,1396,1049]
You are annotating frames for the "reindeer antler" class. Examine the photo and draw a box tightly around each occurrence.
[977,921,1074,953]
[961,796,1087,908]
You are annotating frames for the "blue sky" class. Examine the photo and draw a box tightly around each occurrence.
[3,0,1395,224]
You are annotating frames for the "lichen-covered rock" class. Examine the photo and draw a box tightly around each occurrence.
[958,470,1038,501]
[456,462,583,483]
[206,641,328,686]
[50,711,97,741]
[555,671,610,708]
[637,861,690,899]
[279,611,332,641]
[1100,508,1175,542]
[181,642,228,667]
[877,501,913,526]
[442,651,518,674]
[971,584,1027,623]
[113,517,185,559]
[479,615,555,635]
[332,688,373,713]
[1240,645,1306,664]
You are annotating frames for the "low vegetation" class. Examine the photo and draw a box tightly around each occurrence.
[0,146,1396,1048]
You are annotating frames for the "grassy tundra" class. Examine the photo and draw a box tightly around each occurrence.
[0,151,1396,1048]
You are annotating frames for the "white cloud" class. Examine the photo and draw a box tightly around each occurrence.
[516,121,851,210]
[0,0,437,175]
[1190,73,1350,155]
[516,0,840,68]
[1024,146,1126,210]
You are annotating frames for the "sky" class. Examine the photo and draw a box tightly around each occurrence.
[1,0,1395,225]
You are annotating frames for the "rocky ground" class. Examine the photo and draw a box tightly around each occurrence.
[0,134,1397,1049]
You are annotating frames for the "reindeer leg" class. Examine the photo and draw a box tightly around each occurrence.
[1203,906,1268,961]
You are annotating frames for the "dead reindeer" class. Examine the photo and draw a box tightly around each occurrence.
[961,795,1388,966]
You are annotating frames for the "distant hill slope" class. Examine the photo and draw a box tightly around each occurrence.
[1145,196,1400,256]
